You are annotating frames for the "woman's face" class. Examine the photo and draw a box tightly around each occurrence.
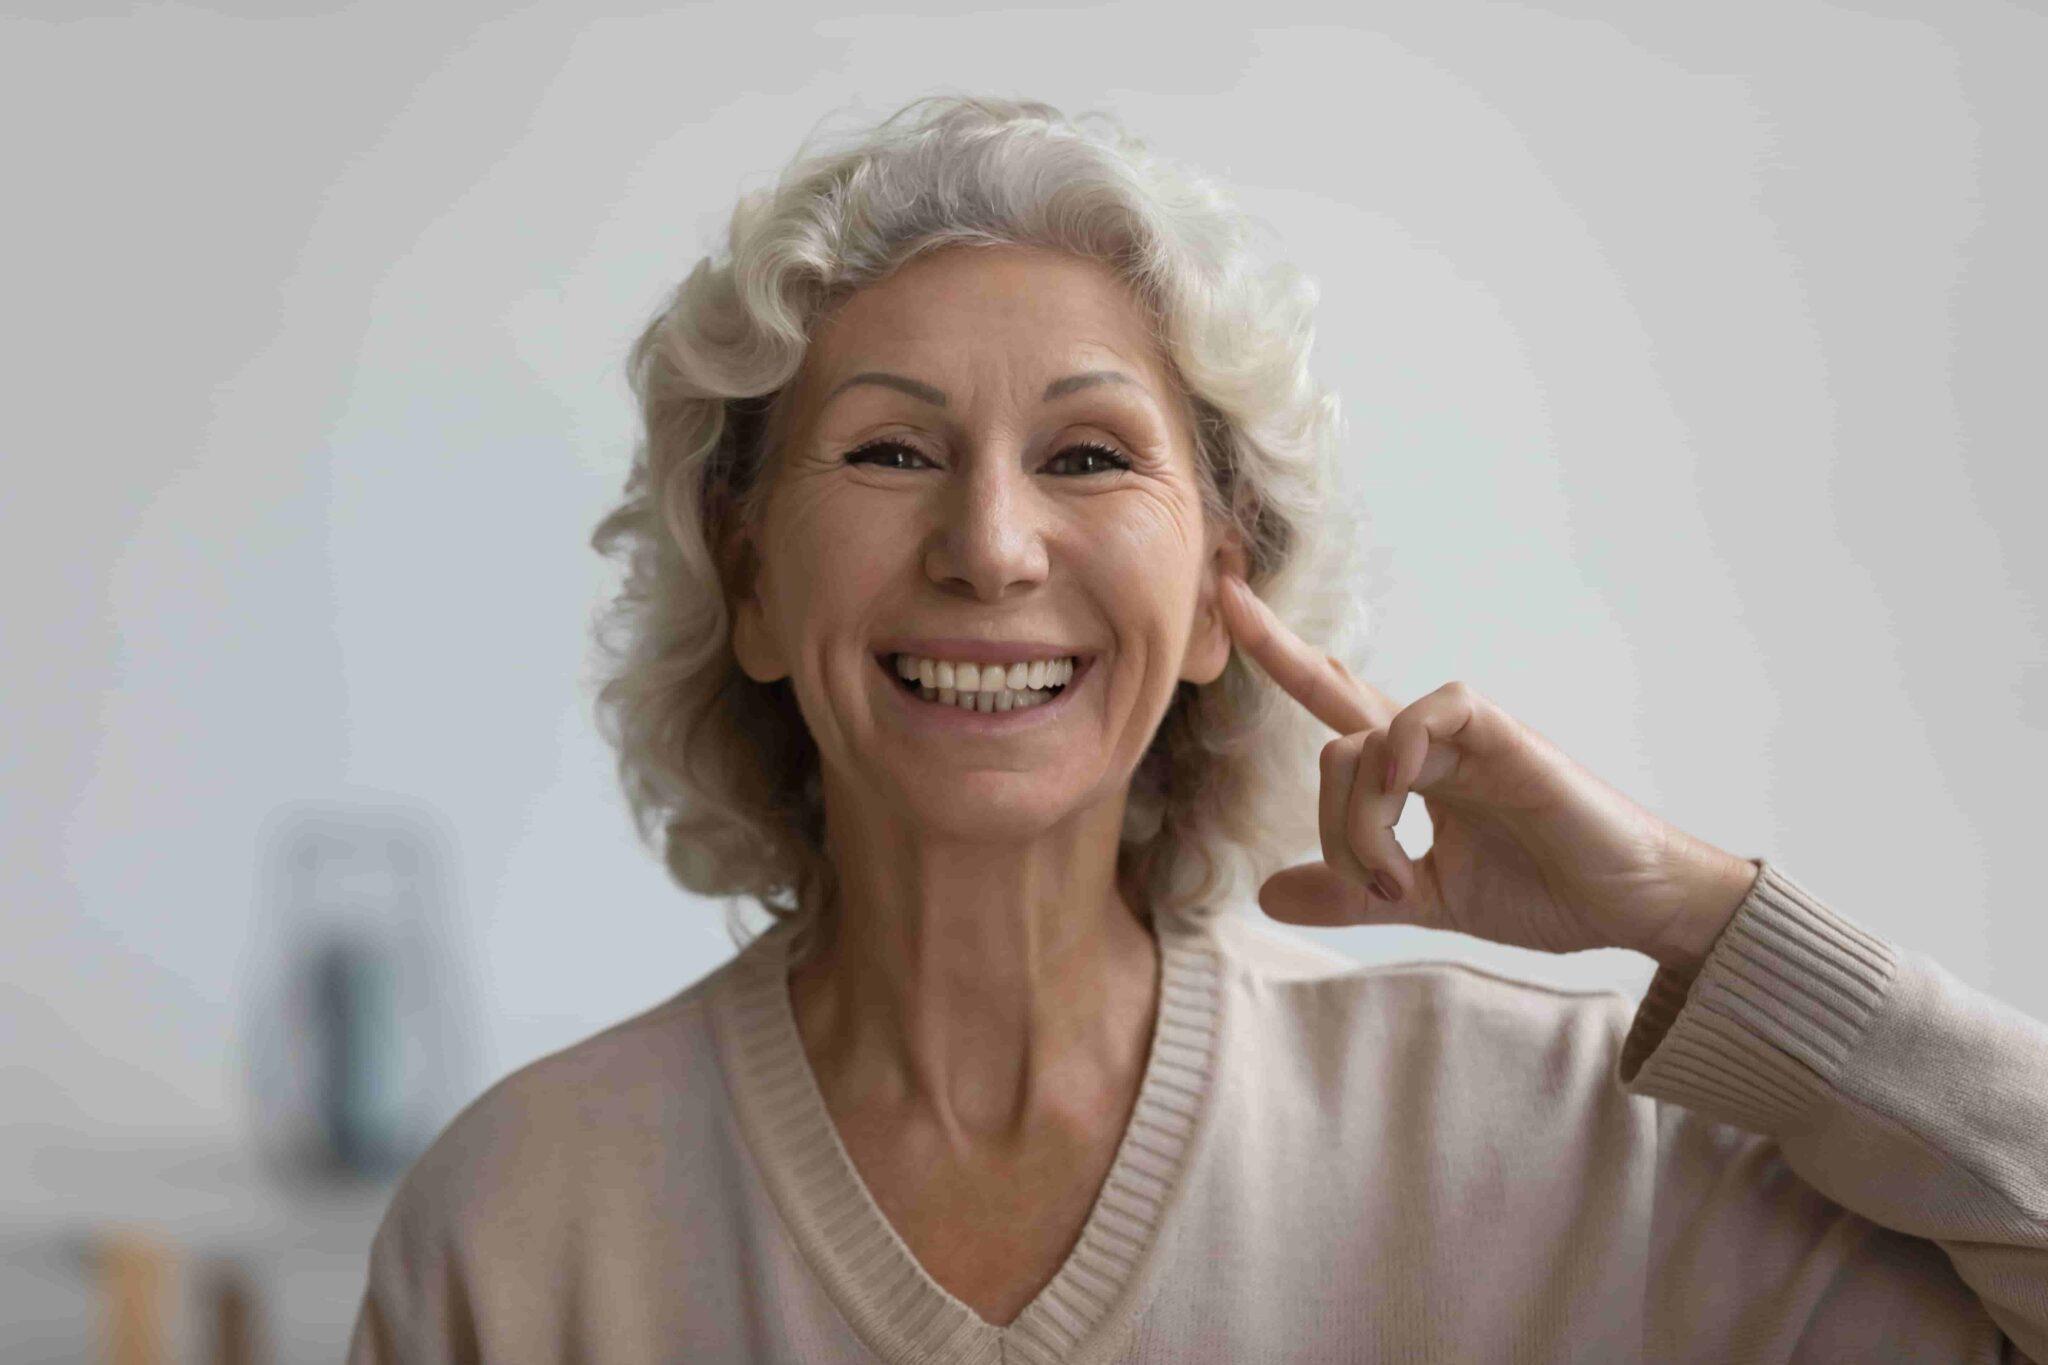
[730,243,1239,843]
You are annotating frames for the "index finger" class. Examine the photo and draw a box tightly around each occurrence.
[1218,575,1392,735]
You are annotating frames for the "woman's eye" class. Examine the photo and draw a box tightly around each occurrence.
[844,440,929,470]
[843,440,1131,474]
[1046,442,1133,475]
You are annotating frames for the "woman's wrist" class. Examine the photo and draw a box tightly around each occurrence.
[1643,848,1760,977]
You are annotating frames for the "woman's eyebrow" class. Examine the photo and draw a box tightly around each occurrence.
[823,369,1139,409]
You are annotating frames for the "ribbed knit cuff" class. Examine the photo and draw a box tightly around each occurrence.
[1618,859,1900,1136]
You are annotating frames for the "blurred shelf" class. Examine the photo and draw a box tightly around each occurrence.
[1,1129,404,1364]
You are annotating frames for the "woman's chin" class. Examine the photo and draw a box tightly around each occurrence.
[887,781,1086,840]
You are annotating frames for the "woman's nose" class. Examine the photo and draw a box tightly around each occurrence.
[923,453,1051,599]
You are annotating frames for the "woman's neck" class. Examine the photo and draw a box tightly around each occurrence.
[786,880,1160,1146]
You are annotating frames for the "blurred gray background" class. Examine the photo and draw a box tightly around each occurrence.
[5,1,2044,1359]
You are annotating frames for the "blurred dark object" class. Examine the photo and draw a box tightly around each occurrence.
[242,803,480,1186]
[312,932,405,1174]
[202,1257,266,1365]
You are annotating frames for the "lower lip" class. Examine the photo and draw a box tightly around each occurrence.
[876,654,1095,734]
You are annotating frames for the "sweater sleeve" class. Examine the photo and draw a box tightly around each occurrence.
[1616,858,2048,1364]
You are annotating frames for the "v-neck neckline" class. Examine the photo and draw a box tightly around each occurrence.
[707,909,1227,1365]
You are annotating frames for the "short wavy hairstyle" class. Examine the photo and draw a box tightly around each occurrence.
[588,92,1381,970]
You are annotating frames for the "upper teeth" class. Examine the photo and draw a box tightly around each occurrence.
[893,654,1076,692]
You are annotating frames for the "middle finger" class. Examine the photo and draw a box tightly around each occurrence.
[1347,730,1413,897]
[1319,733,1375,888]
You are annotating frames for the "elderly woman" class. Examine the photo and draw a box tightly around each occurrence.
[349,96,2048,1363]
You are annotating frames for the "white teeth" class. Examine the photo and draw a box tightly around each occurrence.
[891,651,1081,713]
[892,654,1075,684]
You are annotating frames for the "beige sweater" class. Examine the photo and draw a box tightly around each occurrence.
[346,860,2047,1363]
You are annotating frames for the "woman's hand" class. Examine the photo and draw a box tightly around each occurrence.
[1216,575,1760,970]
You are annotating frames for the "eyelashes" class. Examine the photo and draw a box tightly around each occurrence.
[843,438,1133,475]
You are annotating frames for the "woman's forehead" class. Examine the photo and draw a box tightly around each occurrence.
[811,248,1160,359]
[801,330,1177,423]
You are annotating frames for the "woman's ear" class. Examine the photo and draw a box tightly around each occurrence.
[1182,527,1248,687]
[721,518,788,684]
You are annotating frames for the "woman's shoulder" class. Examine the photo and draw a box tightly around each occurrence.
[1203,907,1636,1049]
[1201,910,1644,1131]
[367,948,753,1251]
[462,953,735,1125]
[1202,907,1362,981]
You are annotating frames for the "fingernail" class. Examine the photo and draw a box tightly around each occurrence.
[1372,872,1402,902]
[1384,756,1400,792]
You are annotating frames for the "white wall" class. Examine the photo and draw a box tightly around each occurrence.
[8,0,2044,1159]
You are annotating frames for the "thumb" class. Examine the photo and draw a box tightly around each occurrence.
[1257,861,1414,928]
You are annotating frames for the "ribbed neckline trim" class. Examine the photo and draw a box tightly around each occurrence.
[707,911,1226,1365]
